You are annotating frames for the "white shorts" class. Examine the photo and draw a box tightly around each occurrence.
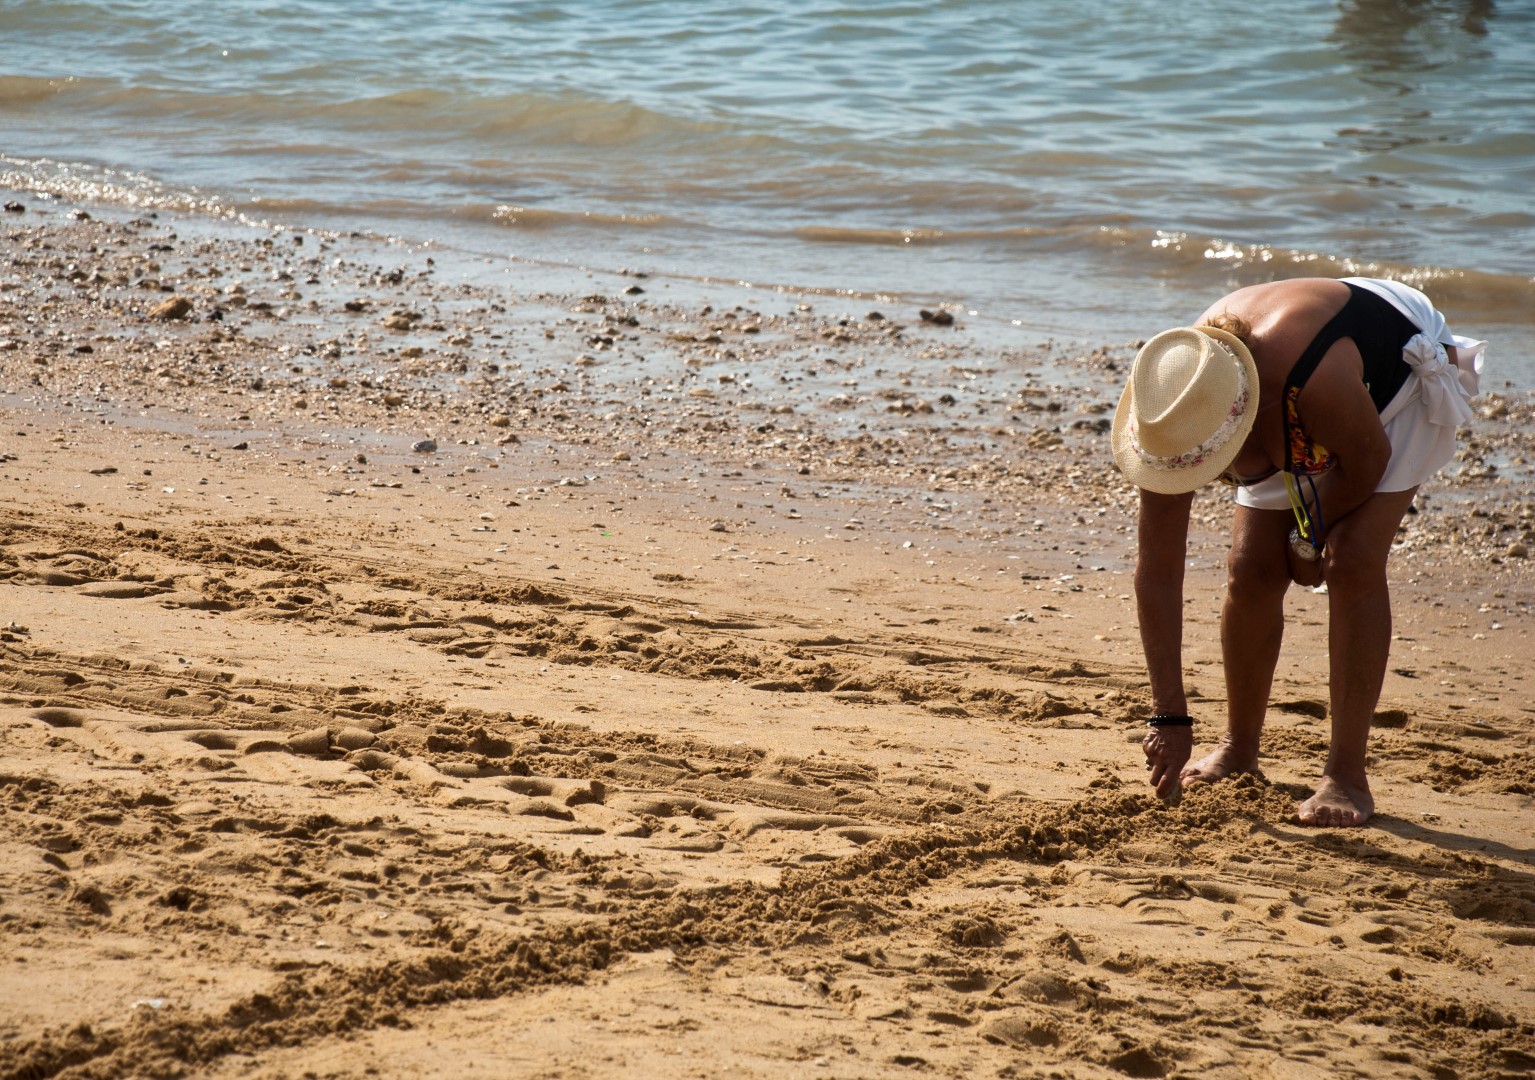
[1234,374,1459,510]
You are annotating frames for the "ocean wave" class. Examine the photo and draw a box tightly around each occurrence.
[0,156,692,240]
[0,156,238,218]
[485,204,681,230]
[2,75,768,154]
[1094,226,1535,319]
[0,74,83,107]
[792,223,1060,247]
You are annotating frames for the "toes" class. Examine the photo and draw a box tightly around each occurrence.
[1298,801,1363,827]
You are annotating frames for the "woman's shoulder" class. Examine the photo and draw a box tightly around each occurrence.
[1187,283,1349,392]
[1203,280,1350,352]
[1211,277,1349,315]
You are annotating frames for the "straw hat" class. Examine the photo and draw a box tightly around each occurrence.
[1111,326,1259,493]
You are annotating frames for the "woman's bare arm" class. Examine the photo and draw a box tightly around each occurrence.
[1135,489,1195,713]
[1135,489,1196,797]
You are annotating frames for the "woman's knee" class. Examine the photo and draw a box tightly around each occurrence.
[1321,533,1388,595]
[1226,543,1287,603]
[1321,488,1416,595]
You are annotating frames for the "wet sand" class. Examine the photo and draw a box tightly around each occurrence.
[3,199,1535,1079]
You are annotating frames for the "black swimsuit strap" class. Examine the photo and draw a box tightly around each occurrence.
[1284,293,1356,398]
[1281,292,1357,473]
[1278,282,1415,473]
[1285,282,1418,402]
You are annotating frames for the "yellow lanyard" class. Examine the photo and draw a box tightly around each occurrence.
[1284,472,1324,545]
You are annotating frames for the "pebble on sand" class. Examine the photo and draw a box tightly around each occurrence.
[148,296,194,321]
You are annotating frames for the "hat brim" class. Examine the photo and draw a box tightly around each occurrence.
[1111,326,1260,494]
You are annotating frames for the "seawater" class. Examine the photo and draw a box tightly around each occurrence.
[2,0,1532,375]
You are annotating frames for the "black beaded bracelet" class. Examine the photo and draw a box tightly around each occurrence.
[1146,714,1194,728]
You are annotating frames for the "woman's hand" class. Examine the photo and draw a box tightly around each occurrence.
[1142,724,1193,799]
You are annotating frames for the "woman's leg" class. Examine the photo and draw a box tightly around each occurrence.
[1183,504,1292,783]
[1299,486,1419,826]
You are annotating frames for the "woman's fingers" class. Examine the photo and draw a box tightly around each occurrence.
[1142,727,1193,799]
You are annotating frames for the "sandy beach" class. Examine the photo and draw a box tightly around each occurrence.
[3,199,1535,1079]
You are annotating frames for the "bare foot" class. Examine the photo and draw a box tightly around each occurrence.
[1179,737,1259,787]
[1297,775,1373,827]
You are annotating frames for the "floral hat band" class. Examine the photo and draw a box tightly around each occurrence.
[1129,353,1250,470]
[1110,326,1261,494]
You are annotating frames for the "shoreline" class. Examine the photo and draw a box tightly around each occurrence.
[4,194,1535,1078]
[9,160,1535,377]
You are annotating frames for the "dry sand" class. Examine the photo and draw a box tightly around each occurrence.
[3,200,1535,1079]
